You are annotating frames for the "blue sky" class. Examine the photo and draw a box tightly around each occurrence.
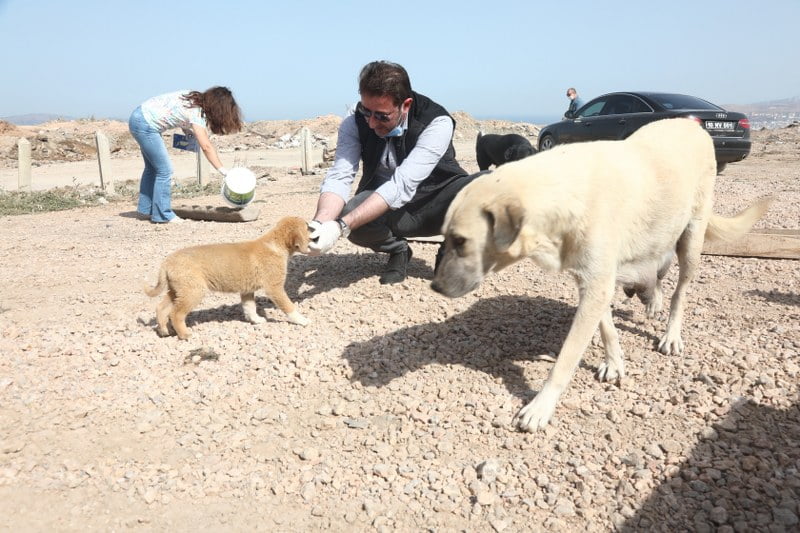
[1,0,798,123]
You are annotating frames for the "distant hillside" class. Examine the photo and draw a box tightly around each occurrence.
[724,96,800,114]
[1,113,77,125]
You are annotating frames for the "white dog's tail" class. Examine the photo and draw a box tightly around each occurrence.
[144,266,168,297]
[706,197,772,242]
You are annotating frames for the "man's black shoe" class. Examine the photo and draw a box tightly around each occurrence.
[379,247,413,285]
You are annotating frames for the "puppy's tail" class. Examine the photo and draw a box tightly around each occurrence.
[144,266,168,297]
[706,197,772,242]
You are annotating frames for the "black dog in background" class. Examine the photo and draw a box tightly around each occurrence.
[475,132,537,170]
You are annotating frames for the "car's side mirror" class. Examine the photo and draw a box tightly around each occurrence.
[564,111,575,120]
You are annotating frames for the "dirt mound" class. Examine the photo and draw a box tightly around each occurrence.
[452,111,541,142]
[750,121,800,160]
[222,115,343,153]
[35,119,131,137]
[0,120,22,136]
[247,114,342,141]
[0,112,543,167]
[0,122,137,164]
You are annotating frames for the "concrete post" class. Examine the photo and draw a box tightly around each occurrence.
[17,138,31,191]
[197,150,209,186]
[301,127,312,175]
[95,130,115,194]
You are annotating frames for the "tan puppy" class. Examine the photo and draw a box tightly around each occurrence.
[431,118,770,432]
[145,216,311,340]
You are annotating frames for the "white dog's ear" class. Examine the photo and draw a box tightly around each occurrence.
[484,196,524,252]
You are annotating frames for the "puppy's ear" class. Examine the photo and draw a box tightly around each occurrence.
[295,227,309,250]
[484,196,524,252]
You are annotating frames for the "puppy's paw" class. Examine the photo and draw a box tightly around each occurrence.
[156,327,171,337]
[513,386,561,432]
[657,331,684,355]
[287,311,310,326]
[246,314,267,324]
[597,358,625,382]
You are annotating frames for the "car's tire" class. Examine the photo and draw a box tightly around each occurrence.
[539,134,556,151]
[716,162,727,174]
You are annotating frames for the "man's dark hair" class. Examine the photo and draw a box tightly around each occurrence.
[358,61,412,106]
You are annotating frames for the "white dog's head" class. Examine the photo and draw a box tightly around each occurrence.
[431,176,525,298]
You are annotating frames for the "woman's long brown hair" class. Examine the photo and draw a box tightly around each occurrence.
[182,86,243,135]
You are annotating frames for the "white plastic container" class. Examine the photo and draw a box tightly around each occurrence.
[221,167,256,208]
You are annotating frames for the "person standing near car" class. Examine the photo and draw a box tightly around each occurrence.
[307,60,486,284]
[565,87,584,117]
[128,87,243,223]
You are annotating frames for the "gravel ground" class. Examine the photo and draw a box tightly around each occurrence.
[0,128,798,532]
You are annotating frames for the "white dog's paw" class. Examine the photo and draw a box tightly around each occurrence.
[657,331,684,355]
[513,386,561,432]
[287,311,310,326]
[597,358,625,382]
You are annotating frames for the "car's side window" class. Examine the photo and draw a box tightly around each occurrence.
[600,97,625,115]
[579,101,605,118]
[629,97,653,113]
[601,96,640,116]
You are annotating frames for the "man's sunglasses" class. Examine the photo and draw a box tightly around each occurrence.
[356,102,397,123]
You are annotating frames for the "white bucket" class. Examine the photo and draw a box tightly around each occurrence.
[221,167,256,208]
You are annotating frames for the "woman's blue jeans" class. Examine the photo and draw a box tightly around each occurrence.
[128,107,176,222]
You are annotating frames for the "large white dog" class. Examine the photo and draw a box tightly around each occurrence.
[431,118,770,432]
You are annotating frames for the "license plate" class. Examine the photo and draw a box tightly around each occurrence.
[705,121,735,131]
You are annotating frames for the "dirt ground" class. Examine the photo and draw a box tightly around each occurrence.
[0,120,798,532]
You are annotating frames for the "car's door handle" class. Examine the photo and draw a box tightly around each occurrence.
[618,119,627,125]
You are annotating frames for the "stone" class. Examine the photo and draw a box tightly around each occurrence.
[476,489,495,506]
[173,204,261,222]
[476,459,501,484]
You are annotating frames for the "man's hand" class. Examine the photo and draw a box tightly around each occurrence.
[308,220,341,255]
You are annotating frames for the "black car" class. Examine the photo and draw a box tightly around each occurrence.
[538,92,751,173]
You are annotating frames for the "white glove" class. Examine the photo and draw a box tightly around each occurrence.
[218,166,228,176]
[308,220,341,255]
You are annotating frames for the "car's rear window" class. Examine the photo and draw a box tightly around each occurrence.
[651,94,722,111]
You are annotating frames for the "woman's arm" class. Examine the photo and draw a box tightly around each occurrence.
[191,123,225,171]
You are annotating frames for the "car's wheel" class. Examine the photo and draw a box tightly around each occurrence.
[539,134,556,151]
[716,162,727,174]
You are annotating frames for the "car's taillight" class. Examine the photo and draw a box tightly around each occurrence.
[738,118,750,129]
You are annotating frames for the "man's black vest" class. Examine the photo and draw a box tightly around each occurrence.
[355,91,467,204]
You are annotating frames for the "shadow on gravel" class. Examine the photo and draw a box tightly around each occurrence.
[341,292,671,402]
[609,307,662,348]
[286,252,436,300]
[746,288,800,307]
[342,294,577,401]
[623,397,800,531]
[119,210,143,219]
